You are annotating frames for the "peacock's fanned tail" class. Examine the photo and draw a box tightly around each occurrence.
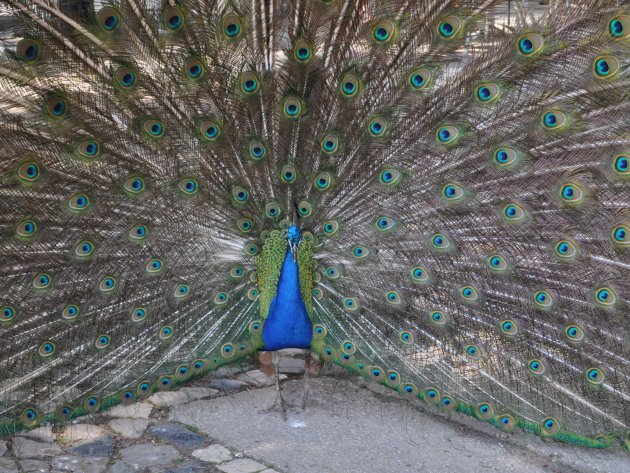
[0,0,629,450]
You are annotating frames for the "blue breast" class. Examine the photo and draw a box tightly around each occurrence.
[262,249,313,350]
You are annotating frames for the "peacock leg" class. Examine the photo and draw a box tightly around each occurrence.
[301,350,312,410]
[272,351,288,421]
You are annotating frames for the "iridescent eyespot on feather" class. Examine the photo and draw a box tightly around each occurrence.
[533,290,554,309]
[282,96,303,119]
[372,19,396,44]
[20,406,41,428]
[497,414,516,432]
[493,147,520,168]
[343,298,359,312]
[244,242,259,256]
[585,367,605,385]
[385,291,402,306]
[475,402,494,420]
[517,33,544,56]
[199,119,221,142]
[248,140,267,161]
[68,193,90,211]
[240,71,260,94]
[247,288,259,300]
[500,319,519,336]
[248,320,263,335]
[61,304,79,321]
[231,186,249,204]
[280,164,297,184]
[2,305,16,323]
[429,310,447,326]
[528,359,546,376]
[263,201,280,219]
[297,200,313,217]
[74,240,95,258]
[487,254,508,273]
[38,340,56,357]
[554,239,577,260]
[501,202,526,223]
[219,342,234,358]
[436,125,459,145]
[351,245,369,260]
[313,324,327,339]
[460,285,479,303]
[145,257,163,274]
[33,272,51,289]
[184,57,204,81]
[56,404,74,421]
[214,292,228,305]
[237,218,253,234]
[320,134,340,155]
[174,284,190,300]
[542,110,568,130]
[136,381,152,397]
[368,116,388,138]
[612,153,629,177]
[95,334,111,349]
[129,224,148,241]
[17,161,41,183]
[46,96,67,119]
[124,176,145,195]
[437,16,462,39]
[408,67,432,91]
[16,38,41,62]
[163,5,184,31]
[369,366,384,382]
[131,307,147,323]
[399,331,413,344]
[378,168,402,187]
[564,324,585,343]
[313,287,323,300]
[322,220,339,236]
[16,219,38,239]
[608,14,629,39]
[159,325,174,340]
[541,417,560,435]
[99,276,117,293]
[143,119,165,138]
[293,38,313,63]
[474,82,501,104]
[341,340,356,355]
[441,182,466,202]
[440,395,458,412]
[339,72,361,98]
[314,171,333,191]
[410,266,430,284]
[401,383,418,399]
[431,233,450,251]
[465,344,482,360]
[229,264,245,279]
[611,224,629,246]
[594,286,617,307]
[593,55,620,78]
[222,13,244,39]
[375,215,396,232]
[157,375,173,390]
[385,370,401,387]
[98,7,121,32]
[76,139,101,160]
[114,66,137,90]
[559,182,584,205]
[175,365,190,381]
[325,266,340,279]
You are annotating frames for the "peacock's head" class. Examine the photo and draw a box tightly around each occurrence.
[287,225,302,247]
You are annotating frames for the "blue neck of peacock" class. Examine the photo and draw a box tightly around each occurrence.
[261,226,313,351]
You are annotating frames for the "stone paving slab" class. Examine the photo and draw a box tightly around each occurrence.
[107,418,150,439]
[192,444,233,463]
[217,459,268,473]
[146,423,205,450]
[111,445,184,473]
[107,403,153,419]
[148,387,219,407]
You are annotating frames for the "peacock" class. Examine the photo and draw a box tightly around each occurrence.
[0,0,629,453]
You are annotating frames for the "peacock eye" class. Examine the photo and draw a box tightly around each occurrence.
[436,125,460,145]
[339,72,361,98]
[437,16,462,39]
[372,19,396,44]
[408,67,432,90]
[517,33,544,56]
